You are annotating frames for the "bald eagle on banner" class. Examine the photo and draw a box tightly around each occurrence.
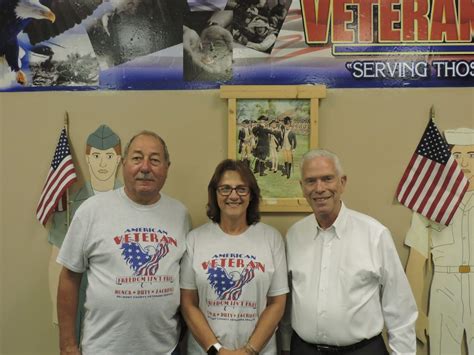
[0,0,102,85]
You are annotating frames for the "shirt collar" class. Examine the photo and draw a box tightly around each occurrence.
[313,202,347,240]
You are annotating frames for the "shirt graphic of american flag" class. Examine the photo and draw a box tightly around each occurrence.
[396,119,469,225]
[36,128,77,225]
[207,265,255,301]
[121,242,170,276]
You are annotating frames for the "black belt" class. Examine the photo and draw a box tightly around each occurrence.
[297,332,382,353]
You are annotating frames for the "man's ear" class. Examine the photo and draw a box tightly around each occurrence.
[341,175,347,190]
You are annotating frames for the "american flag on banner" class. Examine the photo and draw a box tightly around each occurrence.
[36,128,77,225]
[396,119,469,226]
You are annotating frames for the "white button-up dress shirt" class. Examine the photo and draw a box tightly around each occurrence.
[284,203,417,354]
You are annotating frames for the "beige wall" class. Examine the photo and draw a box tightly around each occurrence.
[0,88,473,355]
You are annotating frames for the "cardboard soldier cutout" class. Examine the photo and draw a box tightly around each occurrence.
[48,125,122,340]
[405,128,474,354]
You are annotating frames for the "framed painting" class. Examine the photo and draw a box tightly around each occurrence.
[220,85,326,212]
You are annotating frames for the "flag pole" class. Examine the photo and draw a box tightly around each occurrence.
[430,105,435,120]
[64,111,71,229]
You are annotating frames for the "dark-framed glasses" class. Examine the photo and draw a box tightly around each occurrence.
[217,185,250,196]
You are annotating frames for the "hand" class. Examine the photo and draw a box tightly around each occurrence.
[183,25,229,75]
[201,25,233,52]
[415,311,429,345]
[183,25,202,53]
[239,36,249,45]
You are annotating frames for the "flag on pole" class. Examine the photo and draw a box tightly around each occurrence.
[36,128,77,225]
[396,119,469,226]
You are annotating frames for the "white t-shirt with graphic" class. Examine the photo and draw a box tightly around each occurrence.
[180,222,289,354]
[57,188,191,355]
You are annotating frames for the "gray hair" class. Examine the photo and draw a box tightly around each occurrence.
[300,149,344,176]
[123,130,170,163]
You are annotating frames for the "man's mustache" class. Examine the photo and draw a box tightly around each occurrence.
[136,173,154,181]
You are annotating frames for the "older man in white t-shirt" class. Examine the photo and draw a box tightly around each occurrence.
[57,131,190,355]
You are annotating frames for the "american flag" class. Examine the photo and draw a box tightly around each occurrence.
[36,128,77,225]
[121,242,169,276]
[396,119,469,226]
[207,265,255,300]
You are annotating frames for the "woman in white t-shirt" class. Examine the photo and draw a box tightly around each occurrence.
[180,159,289,355]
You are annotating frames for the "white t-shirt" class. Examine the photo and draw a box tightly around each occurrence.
[180,222,289,355]
[57,188,191,355]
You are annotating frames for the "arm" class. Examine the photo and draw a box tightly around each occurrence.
[180,288,221,352]
[279,285,292,354]
[404,212,431,344]
[245,294,287,352]
[246,34,277,51]
[57,267,82,355]
[405,247,429,344]
[379,230,418,355]
[238,129,245,141]
[290,131,296,150]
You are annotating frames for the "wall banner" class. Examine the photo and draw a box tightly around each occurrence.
[1,0,473,92]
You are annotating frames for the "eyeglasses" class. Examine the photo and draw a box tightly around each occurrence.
[217,185,250,196]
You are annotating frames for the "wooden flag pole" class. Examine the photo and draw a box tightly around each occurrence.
[64,111,71,229]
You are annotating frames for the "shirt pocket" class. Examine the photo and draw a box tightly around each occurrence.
[430,225,455,249]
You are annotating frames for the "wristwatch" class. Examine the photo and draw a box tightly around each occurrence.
[207,343,222,355]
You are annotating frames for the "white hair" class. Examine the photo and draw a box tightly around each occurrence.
[300,149,344,176]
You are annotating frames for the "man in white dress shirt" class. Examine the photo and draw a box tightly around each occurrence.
[282,149,418,355]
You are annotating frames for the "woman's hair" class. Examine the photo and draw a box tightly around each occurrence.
[206,159,261,225]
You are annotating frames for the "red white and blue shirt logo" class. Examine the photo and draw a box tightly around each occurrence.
[202,253,265,301]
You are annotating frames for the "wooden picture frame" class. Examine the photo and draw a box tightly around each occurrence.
[220,85,326,212]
